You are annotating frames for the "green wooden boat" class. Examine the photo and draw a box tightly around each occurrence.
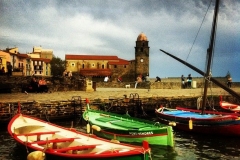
[83,103,174,147]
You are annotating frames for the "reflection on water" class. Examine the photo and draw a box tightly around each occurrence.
[1,121,240,160]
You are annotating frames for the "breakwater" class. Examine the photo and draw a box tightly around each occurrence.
[0,93,237,124]
[0,76,240,93]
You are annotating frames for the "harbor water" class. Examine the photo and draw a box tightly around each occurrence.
[1,120,240,160]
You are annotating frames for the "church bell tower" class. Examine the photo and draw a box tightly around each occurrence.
[135,32,150,77]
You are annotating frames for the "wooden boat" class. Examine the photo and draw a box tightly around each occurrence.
[83,99,174,147]
[219,96,240,112]
[157,0,240,136]
[8,107,152,160]
[155,106,240,136]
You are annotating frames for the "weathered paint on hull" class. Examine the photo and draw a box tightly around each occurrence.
[83,109,174,147]
[157,117,240,136]
[92,127,174,147]
[45,154,150,160]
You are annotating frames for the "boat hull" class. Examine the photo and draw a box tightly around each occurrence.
[92,126,173,147]
[83,109,174,147]
[8,113,151,160]
[155,107,240,136]
[45,154,148,160]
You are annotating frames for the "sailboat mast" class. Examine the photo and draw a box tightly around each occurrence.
[160,49,240,100]
[201,0,220,114]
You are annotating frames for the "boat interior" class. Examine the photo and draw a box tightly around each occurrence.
[11,120,134,155]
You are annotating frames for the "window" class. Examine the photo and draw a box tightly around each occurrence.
[102,64,104,69]
[71,63,75,67]
[82,64,85,69]
[92,63,95,67]
[114,65,117,68]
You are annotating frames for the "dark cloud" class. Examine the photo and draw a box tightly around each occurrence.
[0,0,239,81]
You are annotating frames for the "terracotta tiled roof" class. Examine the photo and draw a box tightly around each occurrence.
[108,58,129,65]
[80,69,112,76]
[65,55,119,60]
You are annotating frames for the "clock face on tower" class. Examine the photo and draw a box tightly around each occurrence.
[140,58,143,62]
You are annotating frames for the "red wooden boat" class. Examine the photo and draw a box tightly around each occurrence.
[219,96,240,112]
[155,106,240,136]
[8,107,152,160]
[158,0,240,136]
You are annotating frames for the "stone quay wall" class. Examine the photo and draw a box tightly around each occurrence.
[0,76,239,93]
[97,77,240,89]
[1,94,236,124]
[0,76,85,93]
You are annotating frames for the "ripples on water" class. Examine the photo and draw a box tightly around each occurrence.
[1,121,240,160]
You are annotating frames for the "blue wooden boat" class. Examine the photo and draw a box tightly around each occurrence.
[157,0,240,136]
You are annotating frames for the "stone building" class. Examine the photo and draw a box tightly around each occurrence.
[65,32,150,82]
[0,46,52,76]
[0,50,11,72]
[65,55,129,81]
[29,46,53,76]
[135,33,150,78]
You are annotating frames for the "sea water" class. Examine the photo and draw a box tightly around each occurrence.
[2,121,240,160]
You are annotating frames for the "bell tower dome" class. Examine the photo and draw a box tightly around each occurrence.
[135,32,150,77]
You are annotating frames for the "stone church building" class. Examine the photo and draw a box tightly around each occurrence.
[65,32,150,82]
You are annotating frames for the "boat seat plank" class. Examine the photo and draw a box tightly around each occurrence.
[51,145,97,152]
[29,137,79,145]
[14,131,59,137]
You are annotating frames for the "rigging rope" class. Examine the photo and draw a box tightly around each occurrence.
[186,0,213,62]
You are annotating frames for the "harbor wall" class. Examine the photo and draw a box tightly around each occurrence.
[0,94,237,124]
[0,76,239,93]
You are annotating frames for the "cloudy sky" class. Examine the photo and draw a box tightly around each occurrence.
[1,0,240,81]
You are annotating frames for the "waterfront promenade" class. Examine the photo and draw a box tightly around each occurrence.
[1,87,239,103]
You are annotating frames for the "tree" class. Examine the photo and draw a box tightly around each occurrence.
[50,56,65,76]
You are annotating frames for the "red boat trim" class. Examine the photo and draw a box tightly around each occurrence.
[8,114,149,158]
[156,109,239,122]
[28,137,79,145]
[48,144,97,152]
[176,107,240,116]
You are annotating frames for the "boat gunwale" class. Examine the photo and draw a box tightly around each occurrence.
[8,113,150,159]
